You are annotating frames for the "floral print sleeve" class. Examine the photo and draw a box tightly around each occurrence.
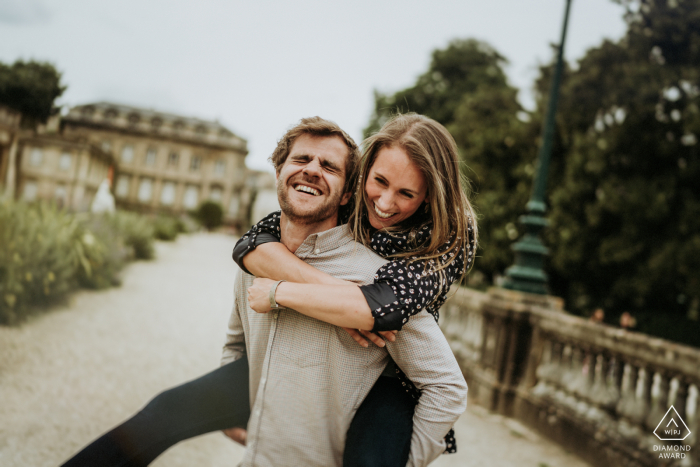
[231,211,282,273]
[362,220,475,332]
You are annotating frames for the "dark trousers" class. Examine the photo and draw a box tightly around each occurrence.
[344,376,417,467]
[61,361,416,467]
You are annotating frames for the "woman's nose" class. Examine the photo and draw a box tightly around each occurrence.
[376,192,394,211]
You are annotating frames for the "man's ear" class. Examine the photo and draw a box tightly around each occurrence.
[340,191,352,206]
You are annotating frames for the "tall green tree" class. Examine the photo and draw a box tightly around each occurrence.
[0,60,65,199]
[542,0,700,345]
[0,60,65,126]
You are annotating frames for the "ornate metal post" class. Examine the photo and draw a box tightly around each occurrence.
[503,0,573,294]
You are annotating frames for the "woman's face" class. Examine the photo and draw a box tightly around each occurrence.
[365,145,428,229]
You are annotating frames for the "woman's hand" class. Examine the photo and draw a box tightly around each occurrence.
[248,278,275,313]
[223,427,247,446]
[342,328,397,348]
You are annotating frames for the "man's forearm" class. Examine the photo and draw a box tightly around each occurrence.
[242,243,346,285]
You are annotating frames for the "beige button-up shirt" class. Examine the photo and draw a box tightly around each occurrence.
[221,224,467,467]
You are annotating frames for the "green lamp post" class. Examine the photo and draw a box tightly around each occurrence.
[503,0,573,295]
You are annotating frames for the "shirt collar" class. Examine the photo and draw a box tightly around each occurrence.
[295,223,353,259]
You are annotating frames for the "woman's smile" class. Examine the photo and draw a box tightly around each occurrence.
[365,145,427,229]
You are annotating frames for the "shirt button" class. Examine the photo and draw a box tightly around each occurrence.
[314,248,321,254]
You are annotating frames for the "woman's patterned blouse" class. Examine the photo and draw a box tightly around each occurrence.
[232,210,476,454]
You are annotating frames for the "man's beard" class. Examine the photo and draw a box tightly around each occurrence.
[277,178,342,225]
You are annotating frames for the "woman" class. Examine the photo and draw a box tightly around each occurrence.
[62,113,476,467]
[234,113,476,466]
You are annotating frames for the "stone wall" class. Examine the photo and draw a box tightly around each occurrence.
[441,287,700,467]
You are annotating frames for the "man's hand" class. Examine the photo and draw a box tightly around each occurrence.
[342,328,397,348]
[248,278,275,313]
[223,427,247,446]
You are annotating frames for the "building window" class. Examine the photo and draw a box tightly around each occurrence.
[59,152,72,170]
[214,159,226,176]
[160,181,176,206]
[101,140,112,152]
[168,152,179,166]
[55,184,68,206]
[30,148,43,166]
[228,199,239,217]
[183,185,199,209]
[209,186,223,202]
[137,178,153,203]
[145,148,157,166]
[23,181,38,201]
[190,155,202,171]
[121,145,134,163]
[115,175,131,198]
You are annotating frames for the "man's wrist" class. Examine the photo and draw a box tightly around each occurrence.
[269,280,286,310]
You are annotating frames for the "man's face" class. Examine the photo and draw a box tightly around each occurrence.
[276,134,352,225]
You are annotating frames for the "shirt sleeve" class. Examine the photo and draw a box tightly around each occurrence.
[221,271,248,366]
[385,309,468,467]
[367,248,466,332]
[232,211,282,273]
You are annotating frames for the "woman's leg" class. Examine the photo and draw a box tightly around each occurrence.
[61,357,250,467]
[343,376,417,467]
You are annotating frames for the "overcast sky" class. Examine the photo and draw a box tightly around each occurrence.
[0,0,627,171]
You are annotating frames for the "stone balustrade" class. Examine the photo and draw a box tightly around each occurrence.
[441,286,700,467]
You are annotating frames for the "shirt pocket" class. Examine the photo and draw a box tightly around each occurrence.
[275,311,331,368]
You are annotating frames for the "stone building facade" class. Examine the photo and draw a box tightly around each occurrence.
[61,102,251,226]
[16,132,113,211]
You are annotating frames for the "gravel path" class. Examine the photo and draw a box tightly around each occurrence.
[0,232,590,467]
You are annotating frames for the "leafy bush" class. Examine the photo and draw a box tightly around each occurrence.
[104,211,155,260]
[151,214,183,241]
[0,202,178,324]
[196,201,223,231]
[0,202,81,323]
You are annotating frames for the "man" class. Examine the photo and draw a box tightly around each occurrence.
[221,117,467,467]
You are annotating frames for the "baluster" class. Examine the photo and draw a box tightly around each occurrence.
[537,339,559,388]
[561,344,574,390]
[568,346,585,395]
[609,356,624,405]
[647,372,671,429]
[639,368,655,428]
[598,353,615,409]
[618,363,639,419]
[675,378,689,423]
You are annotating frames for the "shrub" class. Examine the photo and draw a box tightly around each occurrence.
[0,202,81,323]
[77,214,130,289]
[196,201,223,231]
[0,202,165,324]
[105,211,155,260]
[152,214,180,241]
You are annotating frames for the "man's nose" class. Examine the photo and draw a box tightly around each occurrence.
[302,159,322,177]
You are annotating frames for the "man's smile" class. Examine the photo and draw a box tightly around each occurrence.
[293,184,321,196]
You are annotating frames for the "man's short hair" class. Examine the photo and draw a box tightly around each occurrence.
[269,117,360,193]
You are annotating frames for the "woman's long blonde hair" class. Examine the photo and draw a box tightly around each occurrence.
[349,113,478,276]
